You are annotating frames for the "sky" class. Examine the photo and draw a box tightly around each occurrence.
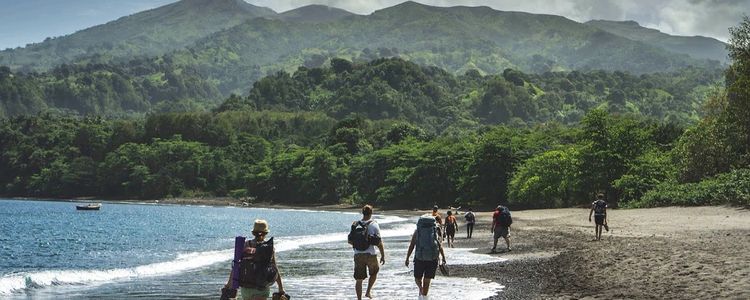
[1,0,745,49]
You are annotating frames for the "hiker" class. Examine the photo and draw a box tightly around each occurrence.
[491,205,512,253]
[589,193,609,240]
[405,215,447,300]
[348,205,385,300]
[464,207,476,239]
[224,219,285,300]
[444,210,458,248]
[431,205,443,242]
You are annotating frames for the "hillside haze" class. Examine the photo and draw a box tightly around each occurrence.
[586,20,728,63]
[0,0,730,117]
[0,0,276,71]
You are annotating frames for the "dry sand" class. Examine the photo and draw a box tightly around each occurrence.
[445,206,750,299]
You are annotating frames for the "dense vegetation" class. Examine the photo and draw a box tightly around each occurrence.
[0,11,747,209]
[219,58,721,130]
[0,60,221,117]
[0,56,722,125]
[1,1,724,97]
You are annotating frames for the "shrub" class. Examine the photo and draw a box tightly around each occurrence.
[633,169,750,207]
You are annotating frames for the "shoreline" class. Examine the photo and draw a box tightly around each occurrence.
[448,206,750,299]
[6,197,748,299]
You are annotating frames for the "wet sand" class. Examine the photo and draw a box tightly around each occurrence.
[10,197,748,299]
[446,206,750,299]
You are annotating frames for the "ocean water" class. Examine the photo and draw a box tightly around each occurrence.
[0,200,504,299]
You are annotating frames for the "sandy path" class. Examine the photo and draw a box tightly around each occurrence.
[444,206,750,299]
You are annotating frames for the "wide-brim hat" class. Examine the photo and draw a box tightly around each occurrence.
[253,219,270,233]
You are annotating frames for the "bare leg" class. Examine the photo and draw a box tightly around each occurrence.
[365,273,377,298]
[414,277,423,295]
[356,279,363,300]
[492,237,498,252]
[504,236,511,250]
[422,278,433,296]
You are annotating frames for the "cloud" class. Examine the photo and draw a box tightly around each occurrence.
[247,0,746,41]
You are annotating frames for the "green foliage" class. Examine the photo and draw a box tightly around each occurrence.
[212,58,722,133]
[633,169,750,207]
[509,147,583,208]
[0,62,221,117]
[613,149,677,203]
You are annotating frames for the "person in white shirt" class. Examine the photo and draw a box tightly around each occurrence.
[349,205,385,300]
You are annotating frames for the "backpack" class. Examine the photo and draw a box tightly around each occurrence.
[594,200,607,215]
[465,212,475,223]
[495,207,513,226]
[238,237,278,289]
[348,220,372,251]
[415,216,440,261]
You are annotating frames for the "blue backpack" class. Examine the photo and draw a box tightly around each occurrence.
[415,216,440,261]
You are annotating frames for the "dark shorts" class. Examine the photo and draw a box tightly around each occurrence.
[595,215,606,225]
[353,253,379,280]
[494,226,509,239]
[413,259,438,279]
[446,225,455,237]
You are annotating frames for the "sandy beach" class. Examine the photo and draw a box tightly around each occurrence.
[9,197,748,299]
[445,206,750,299]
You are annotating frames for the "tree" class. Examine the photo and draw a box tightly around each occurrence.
[509,147,582,208]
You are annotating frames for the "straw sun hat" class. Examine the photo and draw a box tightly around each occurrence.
[252,219,270,234]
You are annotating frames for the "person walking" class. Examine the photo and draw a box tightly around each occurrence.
[405,215,447,300]
[464,207,476,239]
[589,193,609,240]
[491,205,512,253]
[444,211,458,248]
[431,205,443,242]
[348,205,385,300]
[224,219,285,300]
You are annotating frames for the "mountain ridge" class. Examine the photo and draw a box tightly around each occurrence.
[0,1,724,94]
[586,19,728,63]
[0,0,277,71]
[276,4,356,23]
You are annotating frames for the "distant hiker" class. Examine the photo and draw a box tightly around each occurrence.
[589,193,609,240]
[348,205,385,300]
[491,205,512,253]
[405,215,447,300]
[431,205,443,241]
[444,211,458,248]
[464,207,476,239]
[224,219,285,300]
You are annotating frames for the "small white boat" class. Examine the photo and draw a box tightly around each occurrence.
[76,203,101,210]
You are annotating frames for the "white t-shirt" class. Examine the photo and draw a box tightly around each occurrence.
[353,219,381,256]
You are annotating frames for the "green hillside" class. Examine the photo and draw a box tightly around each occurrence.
[586,20,728,63]
[275,5,356,23]
[162,1,721,95]
[0,0,276,71]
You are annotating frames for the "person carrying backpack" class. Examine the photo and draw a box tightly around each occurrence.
[589,193,609,241]
[224,219,285,300]
[348,205,385,300]
[405,215,447,300]
[464,207,476,239]
[491,205,512,253]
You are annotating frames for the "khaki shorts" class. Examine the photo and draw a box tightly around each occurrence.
[240,286,271,299]
[494,226,510,239]
[353,253,379,280]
